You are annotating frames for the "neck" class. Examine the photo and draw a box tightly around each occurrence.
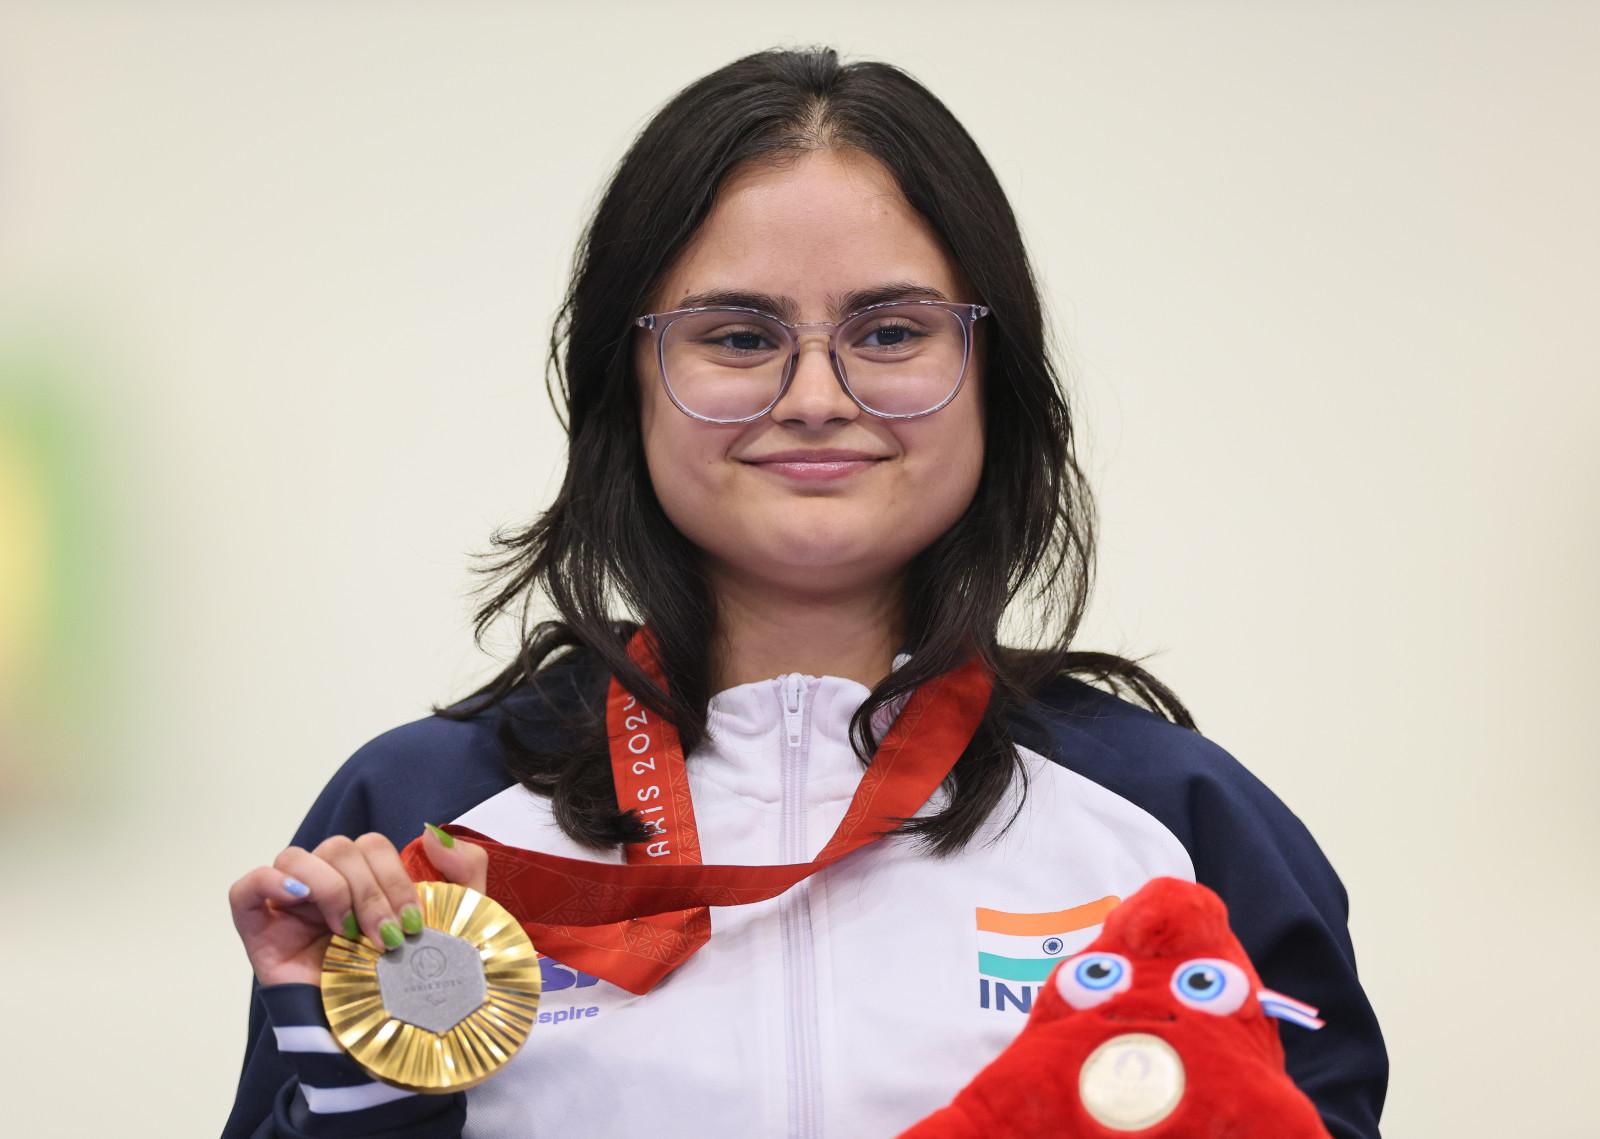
[707,570,904,693]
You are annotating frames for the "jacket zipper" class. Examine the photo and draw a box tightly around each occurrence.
[778,673,823,1139]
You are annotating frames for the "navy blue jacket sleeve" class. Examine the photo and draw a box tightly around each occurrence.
[1016,678,1389,1139]
[221,711,518,1139]
[226,982,467,1139]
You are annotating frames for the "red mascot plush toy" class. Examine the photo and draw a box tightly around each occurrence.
[899,877,1331,1138]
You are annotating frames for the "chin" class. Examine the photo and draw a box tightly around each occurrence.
[691,522,875,583]
[677,499,957,589]
[748,523,929,587]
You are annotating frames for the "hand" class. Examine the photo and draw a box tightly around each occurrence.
[228,824,489,988]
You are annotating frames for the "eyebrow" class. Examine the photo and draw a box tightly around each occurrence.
[671,281,950,322]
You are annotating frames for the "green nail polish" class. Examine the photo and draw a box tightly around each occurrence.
[424,822,456,849]
[380,921,403,950]
[342,911,360,940]
[401,905,423,935]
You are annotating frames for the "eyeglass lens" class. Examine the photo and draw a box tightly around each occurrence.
[658,303,968,421]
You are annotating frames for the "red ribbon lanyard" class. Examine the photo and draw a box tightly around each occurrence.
[400,629,993,994]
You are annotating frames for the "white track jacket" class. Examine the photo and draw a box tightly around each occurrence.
[224,659,1387,1139]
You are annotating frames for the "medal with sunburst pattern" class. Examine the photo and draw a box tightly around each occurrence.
[320,881,541,1092]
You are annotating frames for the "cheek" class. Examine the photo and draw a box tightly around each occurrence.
[905,386,985,523]
[638,353,692,476]
[638,384,743,545]
[641,410,705,492]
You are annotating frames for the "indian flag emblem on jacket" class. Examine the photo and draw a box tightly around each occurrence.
[976,896,1120,1013]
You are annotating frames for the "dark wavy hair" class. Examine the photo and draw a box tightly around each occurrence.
[433,46,1195,855]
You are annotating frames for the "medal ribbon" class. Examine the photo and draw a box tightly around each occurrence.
[400,628,993,994]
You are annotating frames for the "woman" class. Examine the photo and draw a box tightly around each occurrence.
[223,47,1386,1139]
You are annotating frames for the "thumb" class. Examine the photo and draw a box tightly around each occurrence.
[420,823,489,894]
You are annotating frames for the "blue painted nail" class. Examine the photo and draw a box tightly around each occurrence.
[283,876,311,898]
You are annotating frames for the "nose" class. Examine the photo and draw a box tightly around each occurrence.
[768,332,859,428]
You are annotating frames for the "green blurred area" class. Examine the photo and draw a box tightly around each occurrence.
[0,340,118,812]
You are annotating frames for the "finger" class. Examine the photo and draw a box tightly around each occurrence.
[354,832,424,938]
[273,846,355,939]
[421,823,488,893]
[229,865,318,941]
[315,835,403,952]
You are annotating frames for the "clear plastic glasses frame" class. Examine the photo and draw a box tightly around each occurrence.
[632,299,991,424]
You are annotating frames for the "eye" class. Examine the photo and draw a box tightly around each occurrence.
[852,316,934,356]
[861,320,918,348]
[1055,952,1133,1009]
[1170,958,1249,1015]
[704,325,780,354]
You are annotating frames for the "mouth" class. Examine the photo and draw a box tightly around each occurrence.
[739,450,890,482]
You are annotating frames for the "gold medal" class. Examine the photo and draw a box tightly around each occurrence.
[320,880,540,1093]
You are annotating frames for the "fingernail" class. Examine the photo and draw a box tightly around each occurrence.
[380,920,404,950]
[401,905,423,935]
[424,822,456,849]
[283,877,311,899]
[342,911,360,940]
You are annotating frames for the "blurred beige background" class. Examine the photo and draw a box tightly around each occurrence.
[1,2,1595,1135]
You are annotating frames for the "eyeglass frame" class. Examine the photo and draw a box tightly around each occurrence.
[632,298,992,424]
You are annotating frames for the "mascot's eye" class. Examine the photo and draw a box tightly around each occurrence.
[1055,952,1133,1009]
[1078,958,1123,989]
[1170,958,1249,1015]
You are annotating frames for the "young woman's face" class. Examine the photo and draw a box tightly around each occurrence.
[633,147,986,598]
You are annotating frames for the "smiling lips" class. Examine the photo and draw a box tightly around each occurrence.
[740,449,889,482]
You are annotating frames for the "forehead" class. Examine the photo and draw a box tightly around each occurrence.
[649,147,966,322]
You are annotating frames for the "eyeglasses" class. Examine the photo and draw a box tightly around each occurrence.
[633,299,991,424]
